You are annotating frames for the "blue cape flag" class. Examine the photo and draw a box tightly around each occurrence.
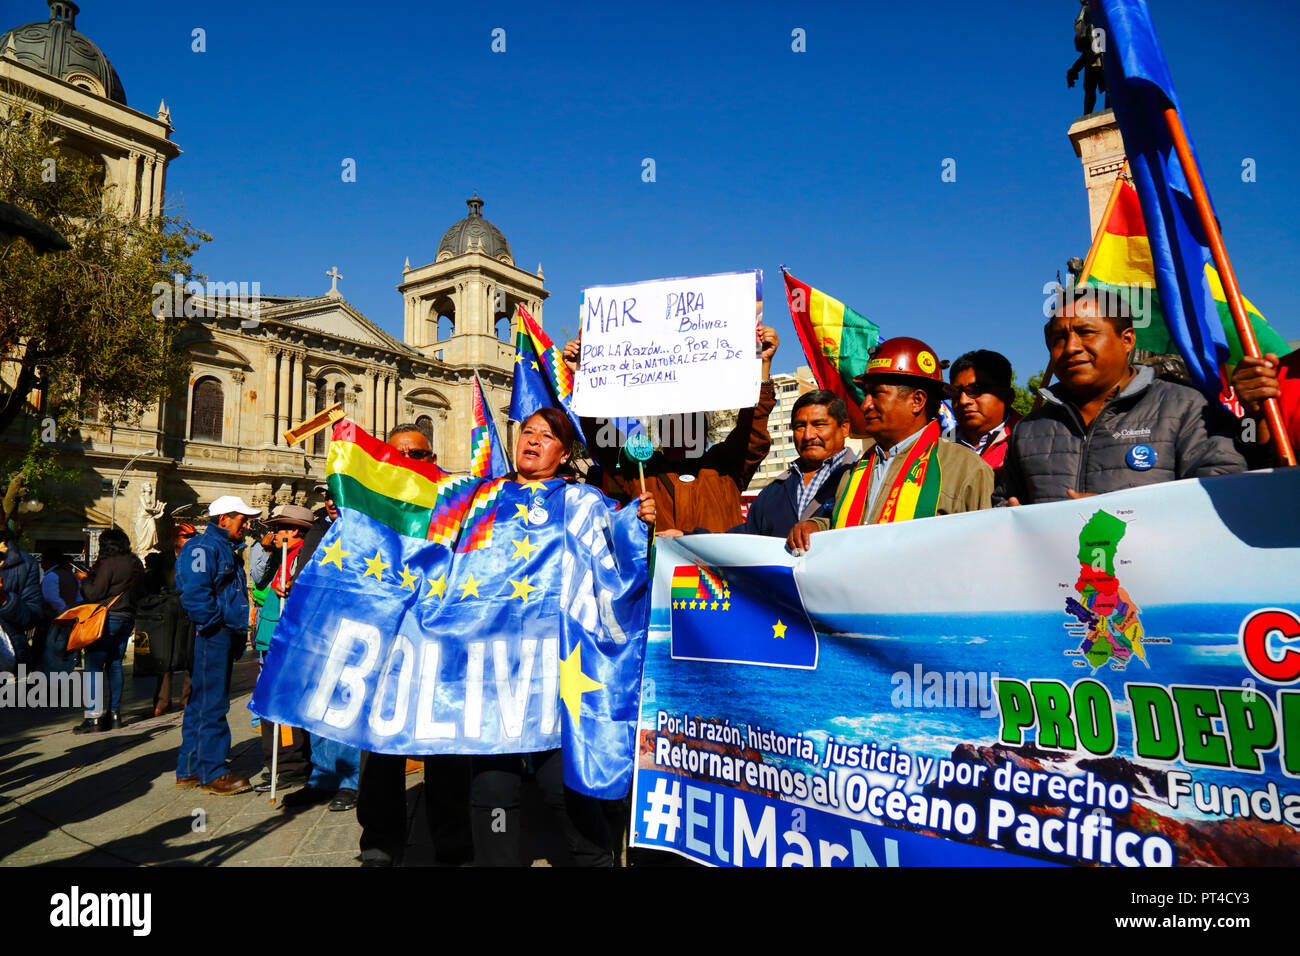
[250,478,650,799]
[1094,0,1229,394]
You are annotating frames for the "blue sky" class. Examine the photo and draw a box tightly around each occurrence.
[45,0,1300,385]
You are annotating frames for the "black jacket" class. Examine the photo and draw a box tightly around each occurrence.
[729,455,856,539]
[996,366,1246,504]
[81,553,144,615]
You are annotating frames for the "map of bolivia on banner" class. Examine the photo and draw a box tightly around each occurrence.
[250,420,651,799]
[633,469,1300,866]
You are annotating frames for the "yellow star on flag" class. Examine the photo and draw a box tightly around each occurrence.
[514,352,525,365]
[425,574,446,600]
[515,503,530,521]
[722,601,730,610]
[398,564,420,590]
[459,573,481,600]
[772,620,787,639]
[518,479,548,493]
[362,549,390,582]
[319,539,350,571]
[689,600,697,609]
[531,360,540,371]
[559,643,606,723]
[512,535,539,560]
[508,576,539,603]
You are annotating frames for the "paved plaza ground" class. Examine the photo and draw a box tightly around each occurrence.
[0,655,581,867]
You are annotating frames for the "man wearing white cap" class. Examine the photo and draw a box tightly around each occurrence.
[174,495,260,795]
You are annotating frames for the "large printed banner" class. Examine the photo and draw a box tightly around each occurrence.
[571,270,761,418]
[632,469,1300,866]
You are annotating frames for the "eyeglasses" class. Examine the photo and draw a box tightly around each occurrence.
[403,449,434,460]
[945,383,999,400]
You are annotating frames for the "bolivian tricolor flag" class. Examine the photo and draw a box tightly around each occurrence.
[1083,176,1288,369]
[782,268,880,433]
[325,419,499,551]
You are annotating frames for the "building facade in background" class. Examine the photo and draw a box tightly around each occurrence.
[0,1,541,558]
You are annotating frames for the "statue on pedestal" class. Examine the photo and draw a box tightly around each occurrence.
[1068,0,1108,115]
[134,480,166,555]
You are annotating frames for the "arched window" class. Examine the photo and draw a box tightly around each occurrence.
[334,382,346,409]
[190,376,223,441]
[416,415,434,445]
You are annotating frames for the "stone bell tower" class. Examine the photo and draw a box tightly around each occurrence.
[398,194,548,371]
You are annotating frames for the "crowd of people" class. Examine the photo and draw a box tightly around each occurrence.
[2,287,1294,866]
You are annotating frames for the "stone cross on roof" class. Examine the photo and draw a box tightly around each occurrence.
[326,265,343,297]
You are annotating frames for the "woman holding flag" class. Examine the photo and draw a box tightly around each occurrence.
[466,407,655,865]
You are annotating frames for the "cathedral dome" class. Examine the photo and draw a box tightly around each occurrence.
[436,195,513,264]
[1,2,126,105]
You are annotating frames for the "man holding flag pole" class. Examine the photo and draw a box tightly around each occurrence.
[1088,0,1295,466]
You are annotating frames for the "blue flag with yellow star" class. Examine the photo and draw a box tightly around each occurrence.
[249,429,650,798]
[669,563,817,668]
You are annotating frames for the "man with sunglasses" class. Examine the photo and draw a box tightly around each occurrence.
[943,350,1022,479]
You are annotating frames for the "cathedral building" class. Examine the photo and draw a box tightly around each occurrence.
[1,1,543,558]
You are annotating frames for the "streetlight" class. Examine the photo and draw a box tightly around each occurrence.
[109,449,157,529]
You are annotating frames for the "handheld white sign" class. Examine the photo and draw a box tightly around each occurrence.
[571,270,761,417]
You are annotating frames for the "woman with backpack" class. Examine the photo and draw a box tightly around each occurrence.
[72,528,144,733]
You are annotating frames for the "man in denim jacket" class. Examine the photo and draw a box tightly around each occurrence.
[174,496,260,795]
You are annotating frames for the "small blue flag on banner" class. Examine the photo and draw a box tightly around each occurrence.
[669,563,817,669]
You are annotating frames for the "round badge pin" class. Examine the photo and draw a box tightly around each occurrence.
[527,498,549,525]
[1125,444,1156,471]
[917,350,937,374]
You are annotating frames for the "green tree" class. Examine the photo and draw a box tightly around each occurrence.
[0,88,207,493]
[1011,369,1046,417]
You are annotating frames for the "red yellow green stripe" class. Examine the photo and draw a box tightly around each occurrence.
[326,420,486,545]
[1085,178,1288,367]
[783,269,879,434]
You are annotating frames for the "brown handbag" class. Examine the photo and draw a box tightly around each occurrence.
[56,593,124,651]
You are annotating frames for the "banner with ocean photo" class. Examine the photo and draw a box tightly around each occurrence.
[631,469,1300,867]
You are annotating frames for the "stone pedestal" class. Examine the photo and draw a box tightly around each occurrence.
[1068,109,1127,237]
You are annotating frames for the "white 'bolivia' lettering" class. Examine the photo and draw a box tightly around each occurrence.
[309,628,562,742]
[369,634,415,736]
[464,641,484,737]
[306,618,381,729]
[415,642,454,739]
[495,639,537,739]
[540,638,559,735]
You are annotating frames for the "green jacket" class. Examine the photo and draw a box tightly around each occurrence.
[810,436,994,529]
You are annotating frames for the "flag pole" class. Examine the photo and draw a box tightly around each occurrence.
[1034,160,1131,411]
[1163,107,1296,466]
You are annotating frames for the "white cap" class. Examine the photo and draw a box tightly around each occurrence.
[207,495,261,517]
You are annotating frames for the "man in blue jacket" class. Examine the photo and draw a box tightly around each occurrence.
[731,390,857,538]
[0,530,43,669]
[174,495,259,795]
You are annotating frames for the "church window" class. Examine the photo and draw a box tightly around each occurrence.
[190,376,223,441]
[416,415,434,445]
